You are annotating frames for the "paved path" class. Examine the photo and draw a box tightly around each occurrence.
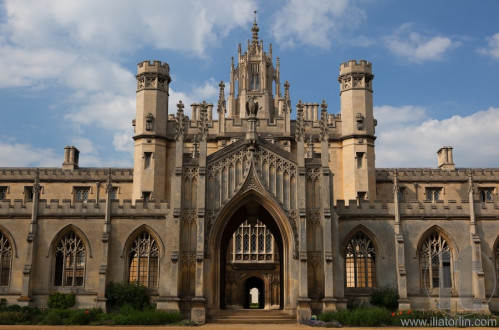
[0,325,489,329]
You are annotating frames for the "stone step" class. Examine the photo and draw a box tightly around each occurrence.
[208,309,295,324]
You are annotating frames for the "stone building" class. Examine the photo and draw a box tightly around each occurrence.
[0,19,498,323]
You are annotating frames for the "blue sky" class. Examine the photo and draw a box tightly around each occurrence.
[0,0,498,168]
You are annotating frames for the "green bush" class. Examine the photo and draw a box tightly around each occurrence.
[105,281,150,310]
[0,311,23,325]
[370,287,399,310]
[68,309,92,325]
[320,307,391,327]
[113,307,181,325]
[47,292,76,309]
[40,309,71,325]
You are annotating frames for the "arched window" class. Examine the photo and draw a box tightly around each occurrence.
[236,234,242,253]
[128,231,159,287]
[345,231,376,288]
[0,232,12,286]
[54,231,85,287]
[419,231,452,291]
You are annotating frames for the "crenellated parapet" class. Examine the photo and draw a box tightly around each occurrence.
[335,198,499,219]
[136,60,171,92]
[338,60,373,93]
[0,199,169,218]
[0,168,133,182]
[376,168,499,183]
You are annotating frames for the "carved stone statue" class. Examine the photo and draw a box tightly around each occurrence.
[246,96,260,117]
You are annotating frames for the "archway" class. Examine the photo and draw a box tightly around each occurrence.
[244,276,264,309]
[218,198,285,310]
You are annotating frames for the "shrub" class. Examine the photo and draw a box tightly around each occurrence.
[67,309,92,325]
[0,311,23,325]
[320,307,391,327]
[105,281,150,311]
[122,308,182,325]
[40,309,71,325]
[47,292,76,309]
[370,287,399,310]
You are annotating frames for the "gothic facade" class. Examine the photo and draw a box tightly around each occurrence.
[0,20,498,323]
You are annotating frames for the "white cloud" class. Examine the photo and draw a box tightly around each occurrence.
[383,24,460,63]
[270,0,365,48]
[0,141,60,167]
[1,0,256,58]
[477,33,499,59]
[113,131,134,153]
[64,94,135,131]
[0,46,76,88]
[374,106,499,168]
[170,79,220,119]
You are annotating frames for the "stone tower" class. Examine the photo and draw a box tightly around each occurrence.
[227,14,280,120]
[132,60,172,202]
[338,60,376,201]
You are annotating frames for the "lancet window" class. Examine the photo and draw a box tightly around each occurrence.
[250,63,260,90]
[345,231,376,288]
[0,232,12,286]
[419,231,453,291]
[128,231,159,288]
[54,230,85,287]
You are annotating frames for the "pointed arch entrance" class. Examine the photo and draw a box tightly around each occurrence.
[220,199,284,309]
[209,189,294,311]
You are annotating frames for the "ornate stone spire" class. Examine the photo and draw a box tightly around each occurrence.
[251,10,259,46]
[198,101,208,142]
[105,169,113,195]
[319,99,328,141]
[295,100,305,142]
[217,81,226,114]
[174,100,185,141]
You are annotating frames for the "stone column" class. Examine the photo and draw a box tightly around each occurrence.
[393,171,410,310]
[95,172,112,311]
[295,101,311,322]
[159,101,185,312]
[319,103,336,311]
[191,103,208,324]
[18,171,40,306]
[467,171,489,312]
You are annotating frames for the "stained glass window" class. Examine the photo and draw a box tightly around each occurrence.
[345,231,376,288]
[128,231,159,287]
[54,231,85,287]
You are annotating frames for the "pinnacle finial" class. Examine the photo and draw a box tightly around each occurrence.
[251,10,259,45]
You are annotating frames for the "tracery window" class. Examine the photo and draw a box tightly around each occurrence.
[250,63,260,90]
[345,231,376,288]
[419,231,452,291]
[128,231,159,287]
[0,232,12,286]
[426,188,442,202]
[74,187,90,202]
[479,188,494,202]
[54,231,85,287]
[230,220,275,262]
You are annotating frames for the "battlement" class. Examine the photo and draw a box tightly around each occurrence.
[137,60,170,75]
[339,59,372,75]
[0,167,133,182]
[376,168,499,183]
[0,199,169,217]
[335,199,499,218]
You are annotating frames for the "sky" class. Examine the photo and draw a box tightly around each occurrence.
[0,0,498,169]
